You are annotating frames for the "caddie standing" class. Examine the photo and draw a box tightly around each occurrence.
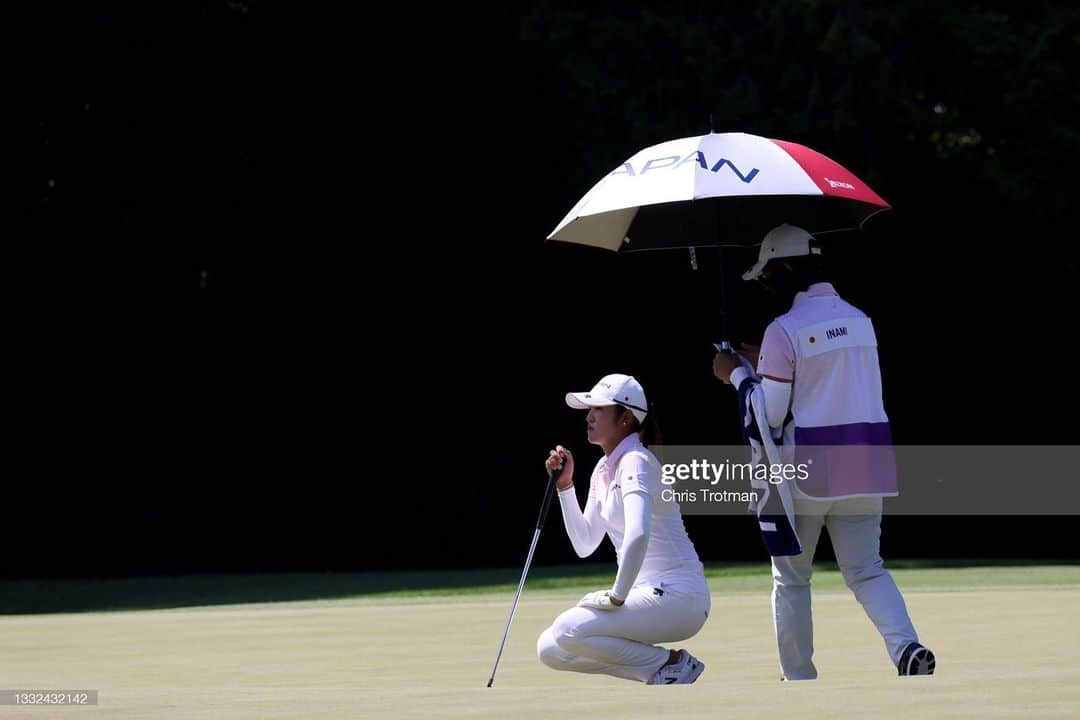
[713,224,936,680]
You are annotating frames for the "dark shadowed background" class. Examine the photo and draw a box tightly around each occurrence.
[13,2,1079,577]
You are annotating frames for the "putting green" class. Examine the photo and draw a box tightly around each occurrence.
[1,566,1077,718]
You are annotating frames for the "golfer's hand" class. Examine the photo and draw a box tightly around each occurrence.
[546,446,575,490]
[578,590,623,610]
[713,352,740,384]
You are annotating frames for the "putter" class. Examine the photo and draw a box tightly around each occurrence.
[486,459,567,687]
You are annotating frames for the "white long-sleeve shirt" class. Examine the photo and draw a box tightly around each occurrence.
[557,434,704,599]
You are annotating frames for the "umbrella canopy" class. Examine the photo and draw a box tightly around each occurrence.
[547,132,889,252]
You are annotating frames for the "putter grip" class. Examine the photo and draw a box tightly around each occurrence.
[535,462,566,530]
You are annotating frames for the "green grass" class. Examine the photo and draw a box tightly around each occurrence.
[5,581,1080,719]
[1,559,1076,614]
[355,559,1080,598]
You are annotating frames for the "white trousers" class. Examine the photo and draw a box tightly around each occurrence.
[771,495,919,680]
[537,577,710,683]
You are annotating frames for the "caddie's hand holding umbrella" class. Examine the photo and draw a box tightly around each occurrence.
[713,349,744,384]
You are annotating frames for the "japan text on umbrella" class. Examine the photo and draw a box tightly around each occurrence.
[546,131,891,343]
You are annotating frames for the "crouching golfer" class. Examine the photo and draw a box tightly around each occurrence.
[537,374,710,684]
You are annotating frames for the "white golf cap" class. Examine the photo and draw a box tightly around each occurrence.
[565,373,648,423]
[741,224,821,281]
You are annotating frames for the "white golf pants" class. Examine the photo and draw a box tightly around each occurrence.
[771,495,919,680]
[537,577,710,683]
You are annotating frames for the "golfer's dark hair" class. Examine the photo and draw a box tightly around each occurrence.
[616,402,662,448]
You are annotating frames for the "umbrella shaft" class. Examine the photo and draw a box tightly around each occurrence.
[716,246,728,342]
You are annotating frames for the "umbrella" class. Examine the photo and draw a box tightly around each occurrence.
[548,131,889,251]
[546,130,890,342]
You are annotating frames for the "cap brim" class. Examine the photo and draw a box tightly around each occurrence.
[742,260,766,281]
[566,393,647,422]
[565,392,616,410]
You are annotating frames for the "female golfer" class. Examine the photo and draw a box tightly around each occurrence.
[536,373,710,684]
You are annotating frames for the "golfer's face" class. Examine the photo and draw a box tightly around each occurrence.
[586,406,619,445]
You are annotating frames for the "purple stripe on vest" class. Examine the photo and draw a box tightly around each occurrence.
[793,422,896,497]
[795,421,893,446]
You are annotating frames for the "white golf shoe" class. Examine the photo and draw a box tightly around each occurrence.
[647,649,705,685]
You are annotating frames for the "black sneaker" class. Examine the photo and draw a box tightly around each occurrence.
[897,642,936,676]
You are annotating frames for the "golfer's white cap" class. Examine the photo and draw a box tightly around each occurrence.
[565,373,648,423]
[742,224,821,281]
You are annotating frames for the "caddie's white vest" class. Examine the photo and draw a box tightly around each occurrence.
[775,288,897,499]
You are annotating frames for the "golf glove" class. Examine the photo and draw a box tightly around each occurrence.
[578,590,621,611]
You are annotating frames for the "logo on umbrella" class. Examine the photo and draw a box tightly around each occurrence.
[612,152,760,183]
[824,177,856,190]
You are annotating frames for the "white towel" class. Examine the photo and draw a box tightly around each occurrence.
[733,359,802,557]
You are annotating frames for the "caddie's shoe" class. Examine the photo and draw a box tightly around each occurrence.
[898,643,936,676]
